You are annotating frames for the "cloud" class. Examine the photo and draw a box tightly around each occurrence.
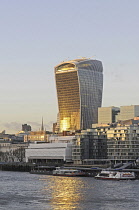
[27,121,54,131]
[2,122,21,133]
[0,120,54,134]
[3,122,21,131]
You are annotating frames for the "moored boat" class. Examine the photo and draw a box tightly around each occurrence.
[53,167,86,177]
[30,165,56,175]
[95,170,135,180]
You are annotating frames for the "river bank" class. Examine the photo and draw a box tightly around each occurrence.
[1,162,139,179]
[0,162,31,172]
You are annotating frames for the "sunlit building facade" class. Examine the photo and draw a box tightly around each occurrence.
[116,105,139,122]
[98,106,120,124]
[107,124,139,163]
[55,58,103,131]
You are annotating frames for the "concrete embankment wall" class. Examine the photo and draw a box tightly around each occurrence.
[0,163,31,172]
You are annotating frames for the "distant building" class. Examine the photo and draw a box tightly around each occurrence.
[98,106,120,124]
[118,117,139,126]
[55,58,103,132]
[54,113,60,133]
[48,135,75,143]
[13,131,29,143]
[22,124,31,132]
[24,118,52,143]
[0,130,11,141]
[24,131,50,143]
[116,105,139,122]
[53,122,57,133]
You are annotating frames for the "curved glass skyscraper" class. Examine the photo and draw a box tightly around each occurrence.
[55,58,103,132]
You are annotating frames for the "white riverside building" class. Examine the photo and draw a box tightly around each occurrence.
[25,136,75,164]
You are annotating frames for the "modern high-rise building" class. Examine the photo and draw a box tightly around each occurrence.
[55,58,103,132]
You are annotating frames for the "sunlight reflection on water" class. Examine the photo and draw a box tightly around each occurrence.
[40,176,85,210]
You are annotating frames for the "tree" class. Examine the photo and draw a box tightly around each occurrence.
[13,147,25,162]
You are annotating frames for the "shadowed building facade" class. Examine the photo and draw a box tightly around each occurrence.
[55,58,103,132]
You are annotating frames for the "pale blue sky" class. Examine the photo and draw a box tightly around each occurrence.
[0,0,139,133]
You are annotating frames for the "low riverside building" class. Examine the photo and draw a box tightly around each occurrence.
[25,135,75,165]
[72,129,107,165]
[25,142,73,164]
[93,119,139,164]
[107,124,139,164]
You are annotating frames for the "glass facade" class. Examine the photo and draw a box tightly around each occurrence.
[72,129,107,165]
[55,59,103,131]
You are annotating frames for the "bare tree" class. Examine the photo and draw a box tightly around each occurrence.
[0,151,9,162]
[13,147,25,162]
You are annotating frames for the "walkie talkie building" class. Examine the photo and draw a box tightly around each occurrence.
[55,58,103,132]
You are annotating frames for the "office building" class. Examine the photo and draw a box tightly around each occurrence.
[55,58,103,132]
[116,105,139,122]
[98,106,120,124]
[22,124,31,132]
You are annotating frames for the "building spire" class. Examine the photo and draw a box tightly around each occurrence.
[41,117,44,131]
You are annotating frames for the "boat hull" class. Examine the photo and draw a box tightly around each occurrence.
[30,170,53,175]
[95,177,135,180]
[95,170,136,180]
[53,173,86,177]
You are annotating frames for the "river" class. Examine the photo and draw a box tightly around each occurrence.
[0,171,139,210]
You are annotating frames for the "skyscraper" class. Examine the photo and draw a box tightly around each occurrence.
[55,58,103,132]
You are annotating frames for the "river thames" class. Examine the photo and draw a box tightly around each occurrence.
[0,171,139,210]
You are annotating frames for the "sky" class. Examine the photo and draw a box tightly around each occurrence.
[0,0,139,133]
